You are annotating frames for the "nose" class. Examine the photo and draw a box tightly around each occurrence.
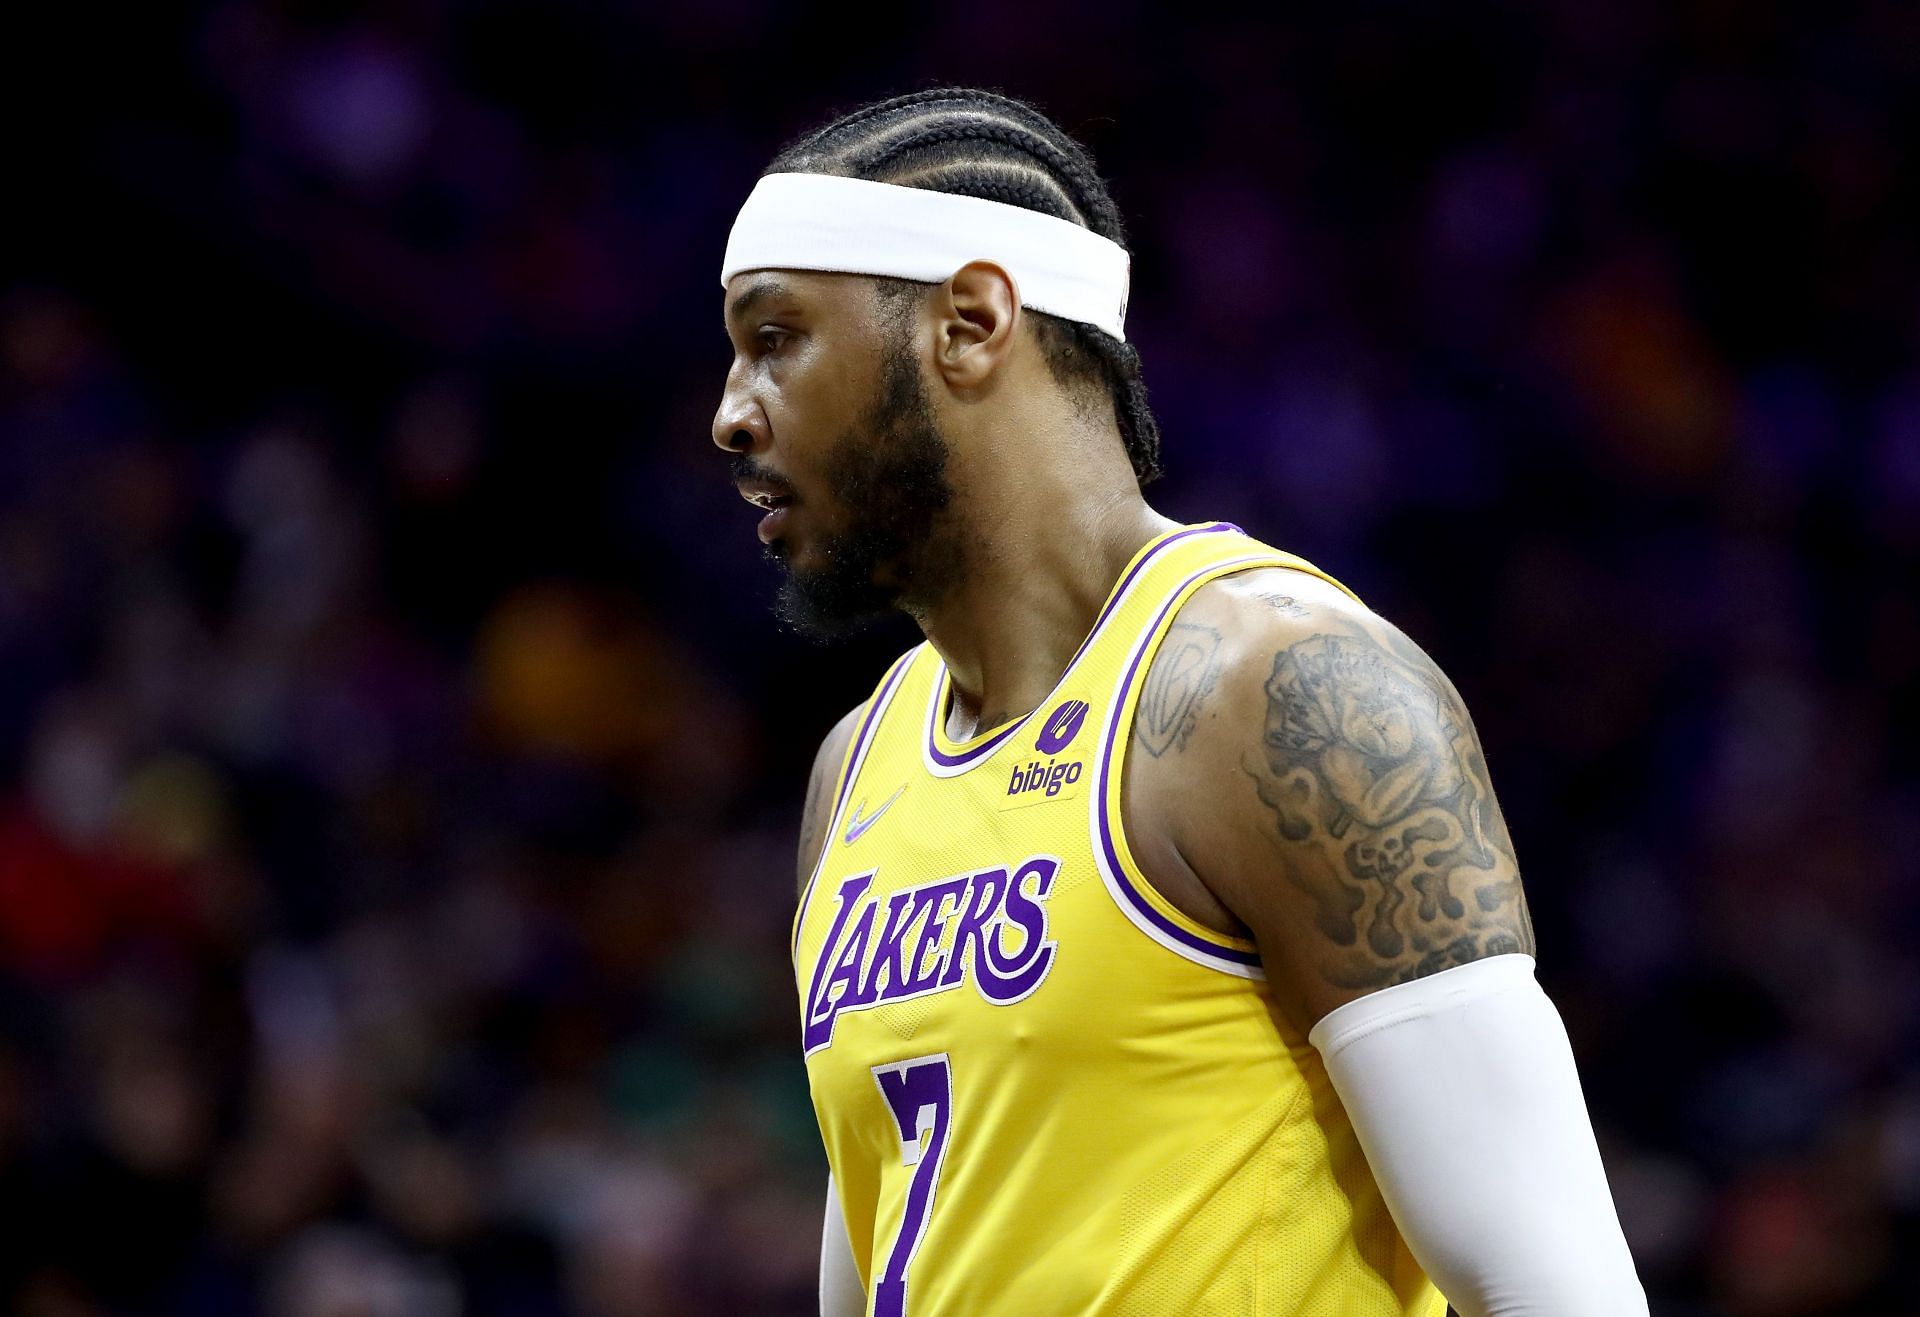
[712,366,768,454]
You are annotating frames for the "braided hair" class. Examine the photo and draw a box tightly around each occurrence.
[766,88,1163,486]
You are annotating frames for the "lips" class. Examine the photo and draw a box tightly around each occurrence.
[736,482,793,512]
[756,502,793,544]
[732,471,799,544]
[733,481,794,545]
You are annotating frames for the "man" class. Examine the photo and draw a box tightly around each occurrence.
[713,88,1646,1317]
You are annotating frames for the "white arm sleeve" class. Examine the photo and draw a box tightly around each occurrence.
[1308,954,1647,1317]
[821,1173,865,1317]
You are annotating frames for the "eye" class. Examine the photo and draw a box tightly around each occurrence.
[756,327,791,354]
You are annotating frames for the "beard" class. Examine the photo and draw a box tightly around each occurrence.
[751,338,967,638]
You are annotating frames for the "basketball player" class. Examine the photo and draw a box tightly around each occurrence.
[714,89,1647,1316]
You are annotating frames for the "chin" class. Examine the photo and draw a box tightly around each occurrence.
[768,531,813,569]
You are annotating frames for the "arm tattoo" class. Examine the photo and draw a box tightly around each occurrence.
[1252,591,1309,619]
[1248,626,1533,989]
[1136,623,1223,757]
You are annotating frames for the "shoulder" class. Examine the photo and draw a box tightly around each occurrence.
[1128,565,1534,1028]
[797,702,866,895]
[796,645,929,892]
[1129,565,1379,765]
[1138,560,1471,746]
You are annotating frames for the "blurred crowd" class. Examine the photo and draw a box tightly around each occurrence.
[6,2,1919,1314]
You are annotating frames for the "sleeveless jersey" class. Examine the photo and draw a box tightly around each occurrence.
[793,521,1447,1317]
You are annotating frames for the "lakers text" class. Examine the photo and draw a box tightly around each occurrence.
[801,857,1061,1053]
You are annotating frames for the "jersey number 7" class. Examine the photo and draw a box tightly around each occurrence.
[870,1054,954,1317]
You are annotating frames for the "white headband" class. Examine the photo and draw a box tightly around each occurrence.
[721,173,1130,341]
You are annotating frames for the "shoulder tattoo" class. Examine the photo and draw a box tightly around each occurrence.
[1252,590,1310,619]
[1246,626,1534,989]
[1135,622,1223,758]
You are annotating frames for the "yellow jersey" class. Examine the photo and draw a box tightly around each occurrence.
[793,521,1447,1317]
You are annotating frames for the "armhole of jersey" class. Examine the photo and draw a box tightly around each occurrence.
[791,646,922,960]
[1089,553,1360,979]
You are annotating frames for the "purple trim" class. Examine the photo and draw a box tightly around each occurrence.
[923,694,1025,767]
[793,650,916,958]
[1095,556,1267,968]
[924,522,1241,771]
[835,650,916,820]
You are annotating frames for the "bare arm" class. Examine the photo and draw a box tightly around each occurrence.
[1129,570,1534,1029]
[1130,572,1642,1315]
[798,704,864,894]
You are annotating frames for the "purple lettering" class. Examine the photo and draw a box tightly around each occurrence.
[821,904,877,1008]
[938,868,1008,989]
[978,857,1059,1004]
[1006,759,1085,798]
[802,872,875,1052]
[902,877,969,994]
[859,888,921,1001]
[872,1055,954,1316]
[802,857,1063,1051]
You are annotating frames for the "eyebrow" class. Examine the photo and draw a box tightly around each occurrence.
[728,277,793,324]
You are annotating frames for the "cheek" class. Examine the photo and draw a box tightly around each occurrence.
[777,362,873,476]
[766,356,832,444]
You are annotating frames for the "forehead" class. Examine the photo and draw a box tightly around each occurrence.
[723,270,879,324]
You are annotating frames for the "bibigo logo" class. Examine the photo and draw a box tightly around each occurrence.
[1035,698,1089,754]
[1006,698,1090,801]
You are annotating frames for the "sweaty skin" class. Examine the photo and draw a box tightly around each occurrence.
[738,269,1535,1047]
[1121,566,1534,1036]
[718,264,1181,746]
[792,569,1519,1317]
[734,261,1541,1317]
[798,705,863,891]
[796,563,1535,1042]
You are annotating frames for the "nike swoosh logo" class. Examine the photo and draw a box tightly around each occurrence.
[843,785,907,846]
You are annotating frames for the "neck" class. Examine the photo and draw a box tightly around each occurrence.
[915,430,1176,739]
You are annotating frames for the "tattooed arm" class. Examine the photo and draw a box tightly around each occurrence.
[1244,605,1535,989]
[1128,569,1534,1027]
[1127,570,1644,1315]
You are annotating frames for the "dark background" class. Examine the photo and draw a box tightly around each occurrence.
[4,2,1917,1313]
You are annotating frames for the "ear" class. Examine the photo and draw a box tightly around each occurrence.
[930,261,1021,391]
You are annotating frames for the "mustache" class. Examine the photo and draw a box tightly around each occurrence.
[730,454,798,499]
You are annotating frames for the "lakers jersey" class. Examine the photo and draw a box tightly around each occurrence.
[793,522,1447,1316]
